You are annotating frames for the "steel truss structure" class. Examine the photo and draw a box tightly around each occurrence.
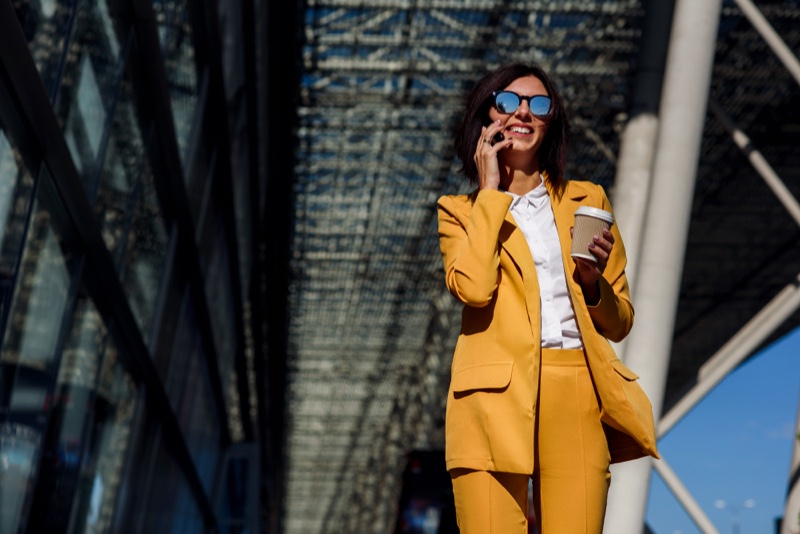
[279,0,800,532]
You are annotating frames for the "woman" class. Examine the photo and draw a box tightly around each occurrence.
[437,63,659,533]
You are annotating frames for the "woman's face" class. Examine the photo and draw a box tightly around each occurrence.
[487,75,550,156]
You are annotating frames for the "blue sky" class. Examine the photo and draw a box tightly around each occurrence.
[646,326,800,534]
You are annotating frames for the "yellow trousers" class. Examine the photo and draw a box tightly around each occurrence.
[451,349,611,533]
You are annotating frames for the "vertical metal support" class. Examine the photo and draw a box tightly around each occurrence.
[782,396,800,534]
[611,113,658,292]
[603,0,723,532]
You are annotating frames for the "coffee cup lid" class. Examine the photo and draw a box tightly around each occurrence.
[574,206,614,225]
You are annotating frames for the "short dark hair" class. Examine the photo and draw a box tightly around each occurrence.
[454,63,570,191]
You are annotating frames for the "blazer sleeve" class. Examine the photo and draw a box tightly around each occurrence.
[437,189,513,307]
[585,186,635,342]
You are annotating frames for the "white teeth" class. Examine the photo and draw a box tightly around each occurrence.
[508,126,532,134]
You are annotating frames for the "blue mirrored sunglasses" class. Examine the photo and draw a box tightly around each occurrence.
[492,91,552,118]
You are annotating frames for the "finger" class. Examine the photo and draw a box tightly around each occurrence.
[590,233,613,254]
[476,126,490,149]
[501,136,513,147]
[480,121,503,144]
[488,137,513,155]
[602,228,615,245]
[588,242,610,262]
[570,227,574,239]
[477,126,489,148]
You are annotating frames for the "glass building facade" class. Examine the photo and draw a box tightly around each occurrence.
[0,0,275,531]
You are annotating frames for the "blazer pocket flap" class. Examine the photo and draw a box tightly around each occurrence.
[452,362,513,393]
[611,359,639,381]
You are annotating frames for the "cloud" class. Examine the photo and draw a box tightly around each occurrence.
[767,421,796,440]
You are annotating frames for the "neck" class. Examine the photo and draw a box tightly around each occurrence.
[499,152,543,195]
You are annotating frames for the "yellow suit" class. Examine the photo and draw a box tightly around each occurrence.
[437,179,659,476]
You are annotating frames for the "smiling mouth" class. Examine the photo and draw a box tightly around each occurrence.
[506,126,533,135]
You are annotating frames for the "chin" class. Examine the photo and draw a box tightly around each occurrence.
[507,141,537,154]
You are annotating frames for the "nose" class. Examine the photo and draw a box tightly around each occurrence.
[513,98,532,118]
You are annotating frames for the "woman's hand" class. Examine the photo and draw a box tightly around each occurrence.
[570,227,615,304]
[474,120,513,191]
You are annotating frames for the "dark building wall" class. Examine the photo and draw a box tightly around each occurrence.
[0,0,267,531]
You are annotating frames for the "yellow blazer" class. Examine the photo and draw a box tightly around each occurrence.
[437,179,659,474]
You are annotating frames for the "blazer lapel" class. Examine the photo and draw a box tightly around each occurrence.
[498,209,537,278]
[549,180,589,289]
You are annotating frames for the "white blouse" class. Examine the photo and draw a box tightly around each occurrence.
[504,182,583,349]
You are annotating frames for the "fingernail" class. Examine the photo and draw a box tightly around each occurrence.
[593,235,599,240]
[495,120,501,124]
[588,243,596,249]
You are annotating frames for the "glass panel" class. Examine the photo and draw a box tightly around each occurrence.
[26,292,103,529]
[168,293,221,493]
[67,336,138,534]
[149,255,185,377]
[14,0,125,109]
[94,74,170,345]
[216,0,253,298]
[200,213,240,438]
[171,486,205,534]
[0,423,40,534]
[208,234,236,356]
[230,142,252,300]
[217,450,254,534]
[63,55,108,191]
[116,157,170,346]
[0,168,76,533]
[59,0,128,194]
[142,443,205,533]
[186,127,213,230]
[152,0,199,168]
[1,194,73,377]
[22,290,139,534]
[0,130,36,311]
[13,0,78,97]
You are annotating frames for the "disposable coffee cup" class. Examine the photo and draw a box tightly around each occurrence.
[570,206,614,263]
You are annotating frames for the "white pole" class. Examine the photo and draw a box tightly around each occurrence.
[603,0,723,532]
[612,113,659,293]
[611,0,674,297]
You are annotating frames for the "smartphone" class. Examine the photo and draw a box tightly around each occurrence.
[492,132,504,145]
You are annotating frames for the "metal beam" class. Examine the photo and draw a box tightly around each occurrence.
[659,272,800,437]
[653,458,720,534]
[708,99,800,227]
[733,0,800,87]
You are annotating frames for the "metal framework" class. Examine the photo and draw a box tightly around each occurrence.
[280,1,800,532]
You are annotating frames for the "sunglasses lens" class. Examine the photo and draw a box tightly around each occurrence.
[530,96,551,117]
[495,92,520,114]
